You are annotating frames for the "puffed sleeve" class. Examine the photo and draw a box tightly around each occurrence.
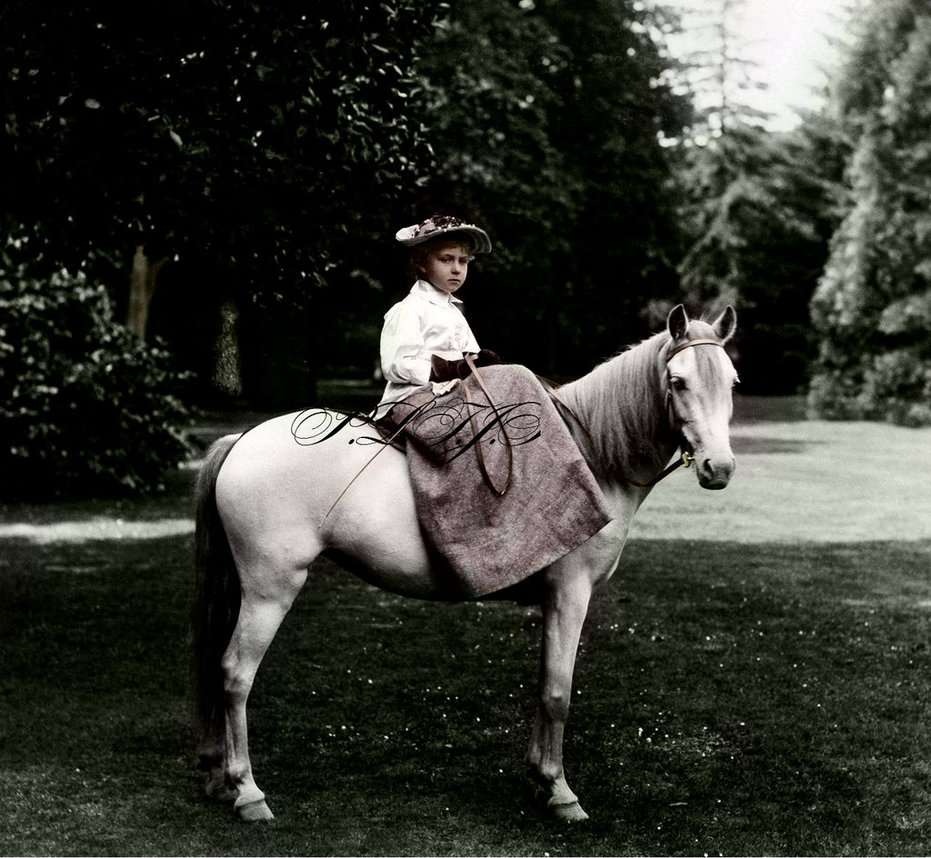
[380,301,433,387]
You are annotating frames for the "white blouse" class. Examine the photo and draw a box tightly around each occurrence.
[377,279,480,414]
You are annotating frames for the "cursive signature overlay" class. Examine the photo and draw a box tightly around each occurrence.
[291,395,543,463]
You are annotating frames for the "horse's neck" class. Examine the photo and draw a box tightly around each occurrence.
[558,334,677,480]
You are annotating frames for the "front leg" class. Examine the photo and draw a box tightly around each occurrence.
[526,571,593,823]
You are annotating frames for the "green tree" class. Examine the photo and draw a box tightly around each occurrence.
[1,1,442,394]
[809,0,931,424]
[407,0,579,372]
[538,0,689,368]
[409,0,689,374]
[675,123,840,393]
[665,0,853,394]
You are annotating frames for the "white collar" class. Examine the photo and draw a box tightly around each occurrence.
[411,278,464,307]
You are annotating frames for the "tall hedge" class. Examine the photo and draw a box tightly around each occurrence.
[0,265,192,499]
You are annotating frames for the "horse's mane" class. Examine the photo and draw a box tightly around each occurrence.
[557,330,674,477]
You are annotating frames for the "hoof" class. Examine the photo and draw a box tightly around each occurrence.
[235,798,275,822]
[550,800,590,823]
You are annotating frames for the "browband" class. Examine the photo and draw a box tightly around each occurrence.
[665,337,725,362]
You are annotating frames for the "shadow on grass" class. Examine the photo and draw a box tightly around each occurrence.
[2,533,931,855]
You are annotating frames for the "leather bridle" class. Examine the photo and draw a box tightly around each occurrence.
[664,337,727,362]
[621,337,727,488]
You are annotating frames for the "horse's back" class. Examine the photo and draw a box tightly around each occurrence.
[213,410,439,593]
[217,410,397,490]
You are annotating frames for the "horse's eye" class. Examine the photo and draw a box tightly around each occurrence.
[670,376,687,392]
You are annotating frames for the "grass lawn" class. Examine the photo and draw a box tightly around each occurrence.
[1,397,930,855]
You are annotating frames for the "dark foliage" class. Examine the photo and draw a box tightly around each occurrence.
[403,0,690,376]
[0,264,193,499]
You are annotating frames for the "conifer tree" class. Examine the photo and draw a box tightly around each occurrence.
[809,0,931,424]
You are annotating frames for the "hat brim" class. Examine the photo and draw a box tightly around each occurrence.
[395,223,492,254]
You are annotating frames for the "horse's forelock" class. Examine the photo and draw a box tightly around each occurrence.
[685,317,719,340]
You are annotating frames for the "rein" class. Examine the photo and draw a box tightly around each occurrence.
[459,354,514,496]
[609,336,726,489]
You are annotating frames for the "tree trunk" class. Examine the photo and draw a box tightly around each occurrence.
[213,300,243,399]
[127,245,168,340]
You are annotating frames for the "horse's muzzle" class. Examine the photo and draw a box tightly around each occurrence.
[696,454,735,490]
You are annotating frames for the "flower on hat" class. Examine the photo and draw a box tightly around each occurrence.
[395,215,492,254]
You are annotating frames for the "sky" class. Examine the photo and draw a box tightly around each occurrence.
[671,0,854,130]
[735,0,850,128]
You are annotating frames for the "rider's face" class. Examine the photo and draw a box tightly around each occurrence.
[419,242,471,294]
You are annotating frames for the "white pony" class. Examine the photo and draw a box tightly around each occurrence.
[193,304,739,822]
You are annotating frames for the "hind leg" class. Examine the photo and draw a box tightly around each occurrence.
[222,568,308,821]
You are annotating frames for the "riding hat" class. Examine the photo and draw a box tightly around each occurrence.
[395,215,492,254]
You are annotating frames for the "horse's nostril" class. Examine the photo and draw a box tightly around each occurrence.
[698,455,735,489]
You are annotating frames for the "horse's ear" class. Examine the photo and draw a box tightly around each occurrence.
[667,304,688,341]
[712,305,737,343]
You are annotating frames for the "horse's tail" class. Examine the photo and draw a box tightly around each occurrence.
[193,433,242,753]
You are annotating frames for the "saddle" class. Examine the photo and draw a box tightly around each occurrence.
[377,364,613,598]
